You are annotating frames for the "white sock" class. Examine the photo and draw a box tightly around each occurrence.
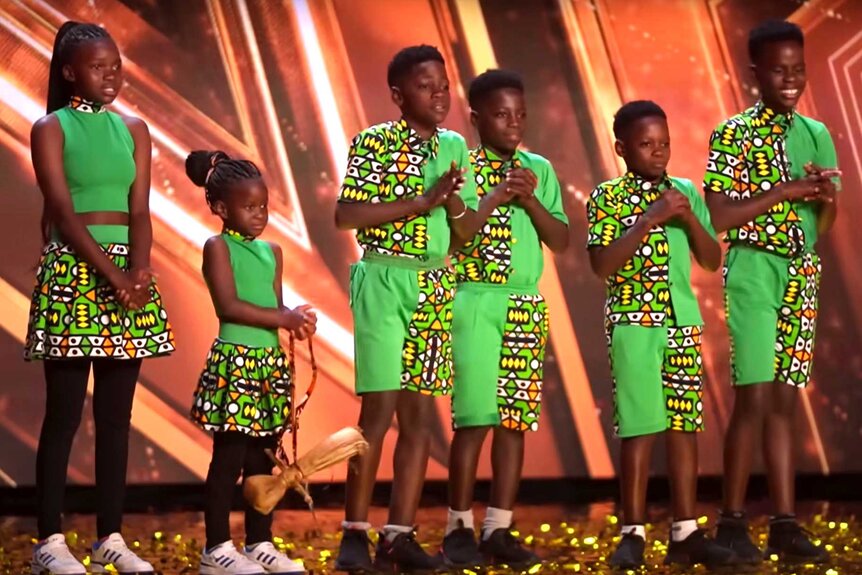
[342,520,371,531]
[621,524,646,540]
[482,507,513,540]
[446,508,474,536]
[671,519,698,542]
[382,524,413,543]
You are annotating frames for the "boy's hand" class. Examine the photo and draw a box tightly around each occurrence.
[645,189,690,225]
[419,161,465,211]
[507,168,539,206]
[779,173,828,202]
[803,163,841,203]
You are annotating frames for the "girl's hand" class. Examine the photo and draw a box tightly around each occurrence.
[280,304,316,332]
[113,272,150,310]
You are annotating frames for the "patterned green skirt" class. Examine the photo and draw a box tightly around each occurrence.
[190,339,292,436]
[24,242,175,360]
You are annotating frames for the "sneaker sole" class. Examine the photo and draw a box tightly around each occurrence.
[31,566,86,575]
[199,564,265,575]
[91,566,155,575]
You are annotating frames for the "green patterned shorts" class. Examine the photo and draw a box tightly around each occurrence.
[350,254,455,396]
[451,285,548,432]
[25,242,174,360]
[607,317,704,438]
[724,246,820,388]
[191,339,292,436]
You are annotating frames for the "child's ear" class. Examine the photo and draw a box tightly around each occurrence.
[469,109,479,129]
[212,200,229,220]
[390,86,404,109]
[62,63,76,83]
[614,139,626,159]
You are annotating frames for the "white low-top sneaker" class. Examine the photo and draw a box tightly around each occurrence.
[243,542,306,574]
[31,534,86,575]
[91,533,154,574]
[200,541,266,575]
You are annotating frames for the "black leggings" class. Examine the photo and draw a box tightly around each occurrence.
[37,358,142,539]
[205,431,278,548]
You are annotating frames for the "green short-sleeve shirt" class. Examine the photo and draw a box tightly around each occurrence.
[586,172,714,327]
[338,119,478,260]
[704,101,840,255]
[454,147,568,289]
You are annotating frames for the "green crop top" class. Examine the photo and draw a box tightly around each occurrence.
[55,104,135,214]
[208,230,280,348]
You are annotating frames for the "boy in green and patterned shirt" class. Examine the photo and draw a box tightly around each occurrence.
[587,101,734,569]
[707,21,839,564]
[442,70,569,570]
[333,45,479,574]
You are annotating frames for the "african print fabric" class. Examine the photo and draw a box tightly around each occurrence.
[498,294,548,432]
[664,323,705,432]
[455,148,521,284]
[191,339,291,436]
[402,266,456,395]
[25,242,174,360]
[586,172,672,327]
[704,102,805,257]
[339,119,439,257]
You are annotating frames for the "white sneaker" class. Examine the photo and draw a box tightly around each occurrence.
[31,534,86,575]
[200,541,266,575]
[243,542,306,574]
[91,533,154,574]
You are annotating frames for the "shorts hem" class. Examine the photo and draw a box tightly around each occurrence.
[616,420,669,438]
[452,413,500,429]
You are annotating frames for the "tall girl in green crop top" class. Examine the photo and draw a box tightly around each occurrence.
[26,22,174,575]
[185,150,317,574]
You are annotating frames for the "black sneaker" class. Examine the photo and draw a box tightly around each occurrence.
[664,528,738,569]
[439,521,484,568]
[765,518,829,563]
[478,528,540,569]
[714,511,762,565]
[373,529,443,573]
[609,532,645,569]
[334,528,374,572]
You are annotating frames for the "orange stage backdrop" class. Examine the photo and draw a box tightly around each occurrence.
[0,0,860,487]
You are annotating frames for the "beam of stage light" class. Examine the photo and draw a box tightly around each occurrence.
[292,0,349,179]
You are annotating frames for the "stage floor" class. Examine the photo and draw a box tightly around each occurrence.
[2,501,859,574]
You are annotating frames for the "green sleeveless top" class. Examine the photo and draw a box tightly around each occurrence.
[54,104,135,244]
[209,231,280,348]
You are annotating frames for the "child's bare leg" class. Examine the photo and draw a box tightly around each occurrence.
[620,433,658,524]
[722,384,768,512]
[764,383,798,516]
[448,427,490,511]
[387,390,437,525]
[489,427,525,512]
[666,430,697,520]
[344,390,399,522]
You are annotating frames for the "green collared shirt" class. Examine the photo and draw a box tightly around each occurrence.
[704,101,839,256]
[338,119,478,259]
[453,147,568,290]
[586,172,715,327]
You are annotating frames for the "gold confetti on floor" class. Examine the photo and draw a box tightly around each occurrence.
[1,502,860,574]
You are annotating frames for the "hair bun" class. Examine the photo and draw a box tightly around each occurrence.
[185,150,229,187]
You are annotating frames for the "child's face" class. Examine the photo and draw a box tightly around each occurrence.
[216,179,269,238]
[752,40,806,114]
[64,38,123,105]
[392,60,450,130]
[616,116,670,182]
[471,88,526,157]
